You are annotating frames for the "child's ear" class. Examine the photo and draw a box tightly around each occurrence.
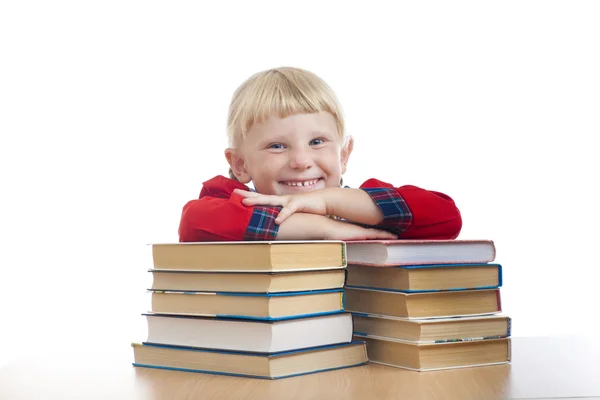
[341,136,354,174]
[224,148,252,183]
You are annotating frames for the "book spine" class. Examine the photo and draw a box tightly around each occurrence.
[496,289,502,312]
[215,310,346,321]
[344,284,500,293]
[343,268,348,287]
[498,264,503,287]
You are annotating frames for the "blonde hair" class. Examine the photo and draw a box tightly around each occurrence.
[226,67,345,180]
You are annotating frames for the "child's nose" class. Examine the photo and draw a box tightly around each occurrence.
[288,148,312,170]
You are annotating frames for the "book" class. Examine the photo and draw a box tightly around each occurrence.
[151,240,346,272]
[131,341,368,379]
[345,239,495,266]
[354,335,511,371]
[352,314,511,343]
[149,269,346,293]
[344,287,501,319]
[150,289,345,320]
[345,263,501,292]
[143,312,353,353]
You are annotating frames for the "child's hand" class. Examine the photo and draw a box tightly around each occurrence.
[234,189,329,225]
[324,219,397,240]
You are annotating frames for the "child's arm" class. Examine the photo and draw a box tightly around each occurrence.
[359,178,462,240]
[233,187,384,225]
[275,213,397,241]
[236,178,462,240]
[178,175,271,242]
[178,175,396,242]
[179,195,395,242]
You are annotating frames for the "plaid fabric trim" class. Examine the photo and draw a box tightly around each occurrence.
[244,206,282,240]
[360,187,413,234]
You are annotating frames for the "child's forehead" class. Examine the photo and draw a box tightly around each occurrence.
[252,112,338,134]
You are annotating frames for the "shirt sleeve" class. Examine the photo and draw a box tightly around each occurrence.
[359,187,413,234]
[359,178,462,240]
[178,176,282,242]
[243,206,282,240]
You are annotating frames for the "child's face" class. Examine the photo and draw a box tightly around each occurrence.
[228,112,351,195]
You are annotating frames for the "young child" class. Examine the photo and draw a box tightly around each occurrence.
[178,67,462,242]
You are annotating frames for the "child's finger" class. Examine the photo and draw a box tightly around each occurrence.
[377,230,397,239]
[242,195,284,206]
[241,197,260,205]
[274,206,294,224]
[365,228,397,239]
[233,189,259,198]
[241,195,265,204]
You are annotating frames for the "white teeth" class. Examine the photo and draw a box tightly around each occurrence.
[283,179,319,187]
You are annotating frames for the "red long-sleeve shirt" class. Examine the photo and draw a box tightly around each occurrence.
[178,175,462,242]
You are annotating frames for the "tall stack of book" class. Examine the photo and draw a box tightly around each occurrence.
[343,239,511,371]
[131,240,368,379]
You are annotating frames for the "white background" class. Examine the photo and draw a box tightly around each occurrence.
[1,1,599,367]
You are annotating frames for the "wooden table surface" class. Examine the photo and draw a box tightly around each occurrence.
[1,335,599,400]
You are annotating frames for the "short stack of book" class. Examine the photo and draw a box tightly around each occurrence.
[343,239,511,371]
[131,240,368,379]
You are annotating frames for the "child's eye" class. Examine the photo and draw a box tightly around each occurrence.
[268,143,285,150]
[309,138,325,146]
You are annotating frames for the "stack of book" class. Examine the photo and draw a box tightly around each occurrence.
[131,240,368,379]
[343,239,511,371]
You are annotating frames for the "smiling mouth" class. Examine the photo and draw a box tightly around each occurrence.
[279,178,322,187]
